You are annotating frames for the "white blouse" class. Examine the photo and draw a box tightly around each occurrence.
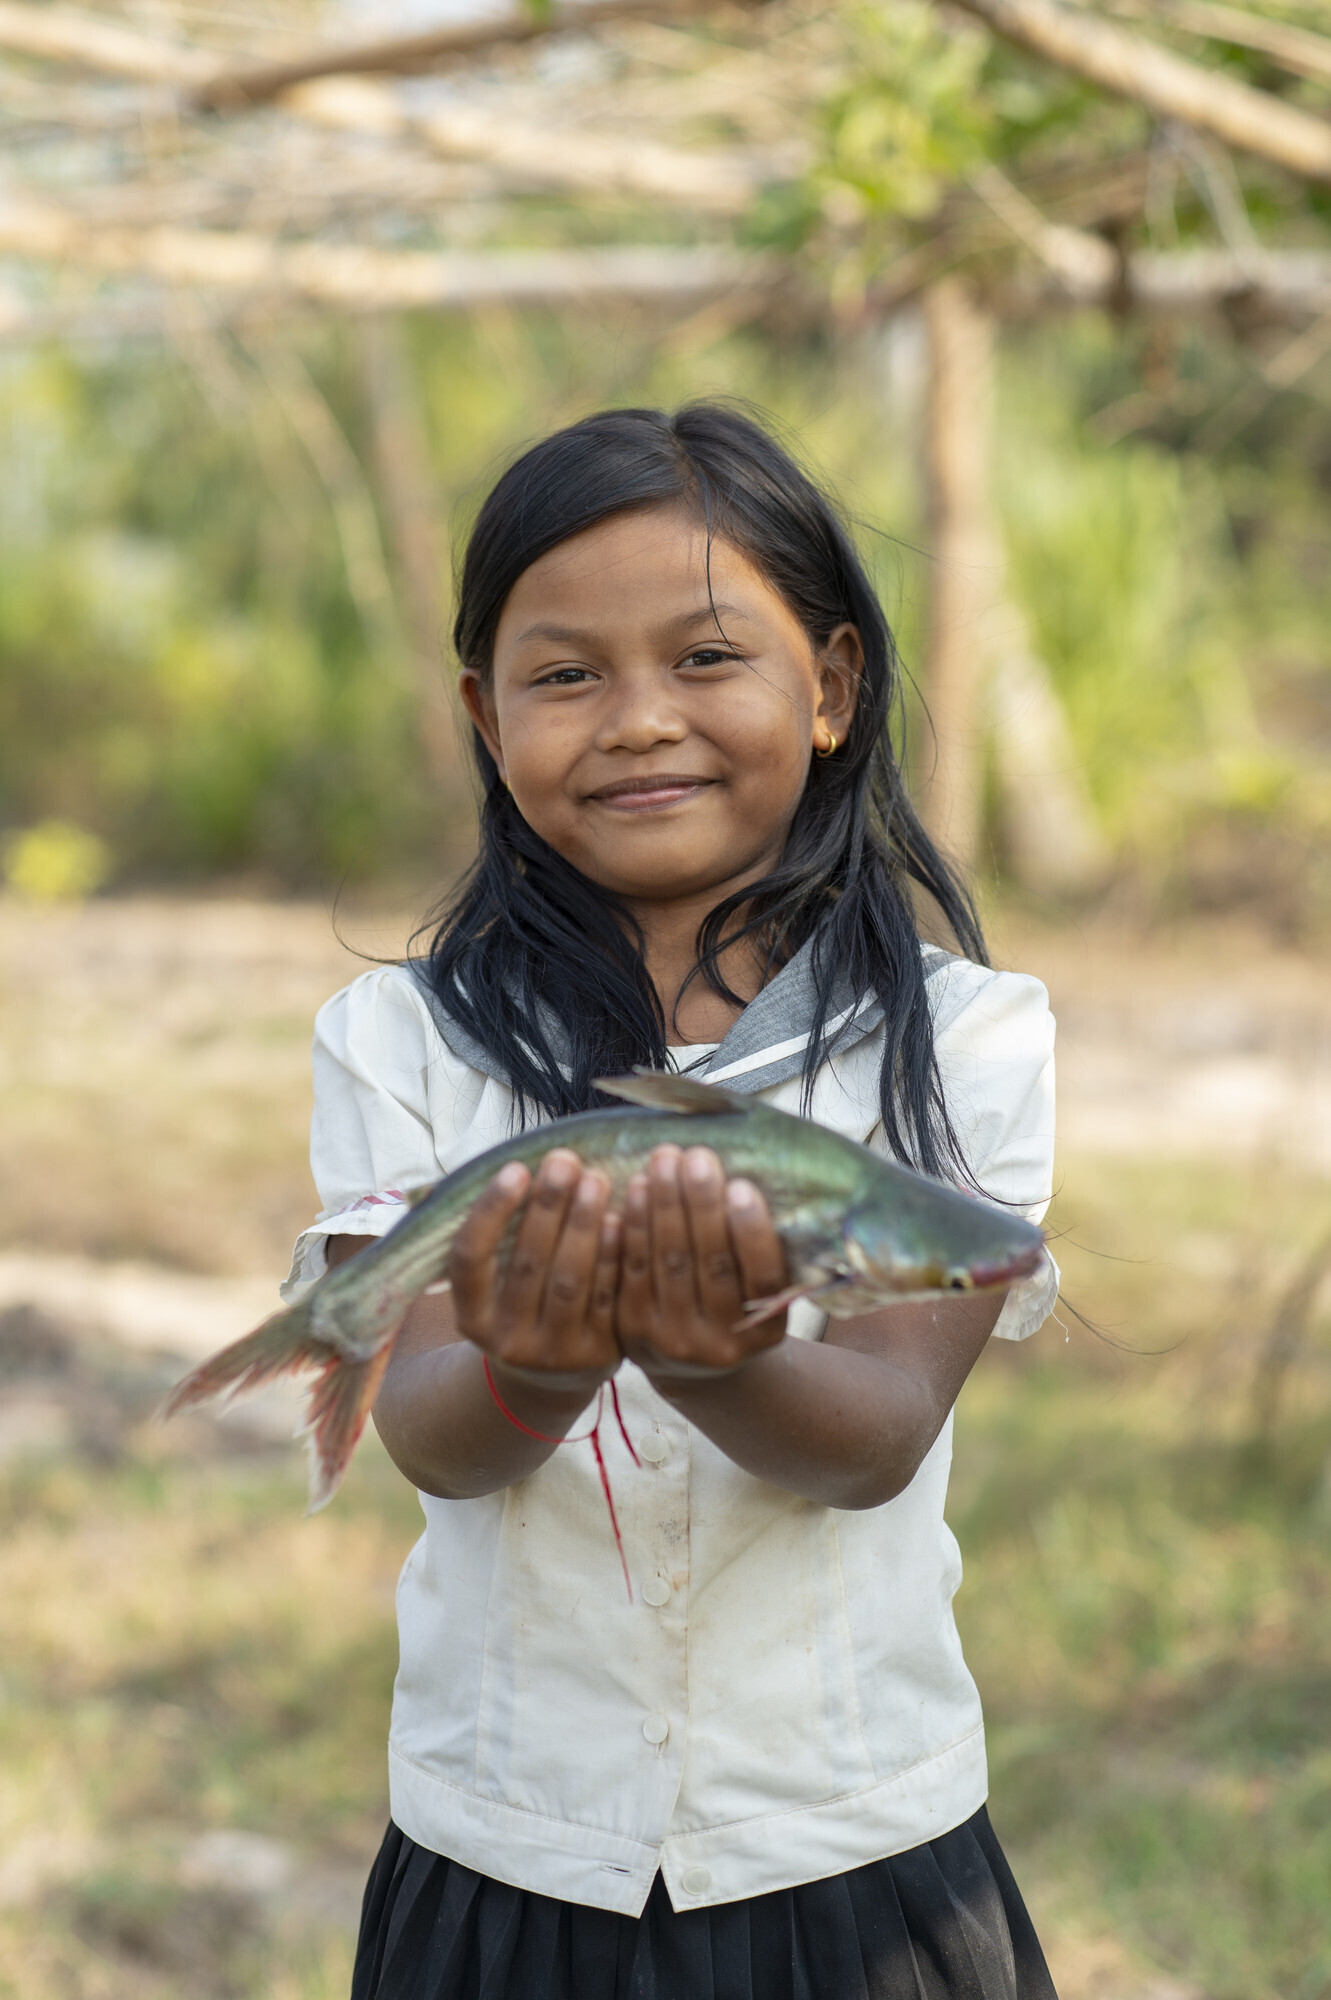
[284,951,1057,1916]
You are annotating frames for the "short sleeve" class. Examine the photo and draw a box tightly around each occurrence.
[931,961,1059,1341]
[280,965,485,1301]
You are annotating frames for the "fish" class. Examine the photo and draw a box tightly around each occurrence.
[163,1072,1045,1509]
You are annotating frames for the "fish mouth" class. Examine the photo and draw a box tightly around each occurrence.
[948,1239,1046,1293]
[844,1230,1046,1298]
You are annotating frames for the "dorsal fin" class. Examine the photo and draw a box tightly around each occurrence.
[594,1070,749,1116]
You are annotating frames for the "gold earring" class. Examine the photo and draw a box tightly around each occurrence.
[815,731,838,758]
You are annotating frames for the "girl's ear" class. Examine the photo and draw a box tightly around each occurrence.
[816,625,863,748]
[458,670,507,783]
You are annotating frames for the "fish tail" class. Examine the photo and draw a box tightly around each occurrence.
[161,1301,326,1420]
[300,1342,395,1513]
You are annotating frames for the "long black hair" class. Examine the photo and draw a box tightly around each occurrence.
[420,402,987,1181]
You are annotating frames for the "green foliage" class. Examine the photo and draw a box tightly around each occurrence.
[770,2,1145,281]
[783,0,1331,285]
[3,820,112,902]
[3,306,1330,914]
[999,366,1236,823]
[811,3,991,226]
[0,346,432,888]
[994,321,1331,923]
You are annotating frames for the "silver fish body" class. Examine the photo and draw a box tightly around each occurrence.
[165,1072,1045,1506]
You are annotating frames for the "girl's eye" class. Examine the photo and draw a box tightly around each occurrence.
[535,666,593,686]
[681,648,738,670]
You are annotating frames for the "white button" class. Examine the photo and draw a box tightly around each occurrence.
[642,1713,670,1745]
[681,1866,712,1896]
[640,1576,671,1607]
[637,1430,669,1464]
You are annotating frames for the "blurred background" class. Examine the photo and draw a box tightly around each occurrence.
[1,1,1330,1994]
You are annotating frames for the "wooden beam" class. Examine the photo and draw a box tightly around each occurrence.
[190,0,760,112]
[1037,243,1331,316]
[0,0,209,83]
[1112,0,1331,89]
[0,0,766,105]
[0,194,774,313]
[966,162,1117,297]
[948,0,1331,181]
[281,76,764,215]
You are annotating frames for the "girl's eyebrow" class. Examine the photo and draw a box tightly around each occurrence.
[514,604,754,646]
[514,621,598,645]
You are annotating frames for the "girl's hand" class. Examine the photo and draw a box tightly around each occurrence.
[448,1149,621,1393]
[616,1144,790,1379]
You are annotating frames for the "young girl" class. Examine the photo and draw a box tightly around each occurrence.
[286,403,1059,2000]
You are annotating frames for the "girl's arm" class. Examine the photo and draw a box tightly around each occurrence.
[634,1295,1003,1510]
[616,1144,1006,1510]
[349,1139,1006,1508]
[337,1149,623,1498]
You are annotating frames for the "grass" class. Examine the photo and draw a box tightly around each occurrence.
[1,1153,1326,1995]
[955,1155,1331,2000]
[0,1437,421,1999]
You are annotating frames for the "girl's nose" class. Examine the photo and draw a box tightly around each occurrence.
[595,675,688,753]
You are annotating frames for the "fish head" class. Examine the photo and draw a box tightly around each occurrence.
[837,1169,1046,1305]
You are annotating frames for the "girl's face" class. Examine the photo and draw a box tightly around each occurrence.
[459,504,860,912]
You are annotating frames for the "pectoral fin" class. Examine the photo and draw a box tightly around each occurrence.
[595,1070,748,1116]
[731,1274,857,1331]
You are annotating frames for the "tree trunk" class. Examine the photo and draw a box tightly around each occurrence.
[921,276,995,871]
[919,276,1107,894]
[987,627,1110,897]
[358,315,461,796]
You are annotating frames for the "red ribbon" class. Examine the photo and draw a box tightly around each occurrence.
[482,1356,640,1601]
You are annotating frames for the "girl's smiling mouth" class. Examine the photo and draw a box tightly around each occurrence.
[587,774,718,812]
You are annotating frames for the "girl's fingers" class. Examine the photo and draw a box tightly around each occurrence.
[726,1180,788,1314]
[648,1146,698,1330]
[587,1209,621,1346]
[449,1162,532,1333]
[617,1171,655,1339]
[537,1170,611,1345]
[495,1149,582,1331]
[680,1147,743,1323]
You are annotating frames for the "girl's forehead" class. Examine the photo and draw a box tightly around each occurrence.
[497,503,786,629]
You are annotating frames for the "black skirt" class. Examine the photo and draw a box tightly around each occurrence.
[350,1809,1058,2000]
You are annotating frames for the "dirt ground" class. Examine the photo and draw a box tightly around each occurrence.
[1,891,1328,2000]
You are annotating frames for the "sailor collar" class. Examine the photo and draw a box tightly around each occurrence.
[406,938,950,1099]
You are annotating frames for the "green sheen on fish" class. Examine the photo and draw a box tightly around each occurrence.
[164,1073,1045,1509]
